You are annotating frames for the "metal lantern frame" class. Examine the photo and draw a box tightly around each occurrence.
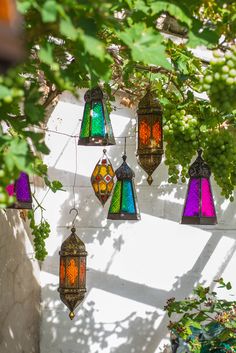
[181,149,217,225]
[78,87,116,146]
[137,89,164,185]
[58,226,87,320]
[107,154,140,221]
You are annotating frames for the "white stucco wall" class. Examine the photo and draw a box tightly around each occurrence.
[0,210,40,353]
[40,89,236,353]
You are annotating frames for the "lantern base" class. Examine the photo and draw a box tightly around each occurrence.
[181,216,217,225]
[78,137,115,146]
[58,288,86,316]
[7,201,32,209]
[107,212,140,220]
[137,153,163,185]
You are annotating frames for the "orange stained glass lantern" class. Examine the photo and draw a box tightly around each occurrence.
[91,149,115,206]
[137,89,163,185]
[0,0,24,72]
[58,227,87,320]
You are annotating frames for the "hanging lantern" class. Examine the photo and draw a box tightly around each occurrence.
[58,227,87,320]
[78,87,116,146]
[0,0,24,72]
[6,172,32,209]
[91,149,115,206]
[107,154,140,220]
[137,89,163,185]
[181,149,217,225]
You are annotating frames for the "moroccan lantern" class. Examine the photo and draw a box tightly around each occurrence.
[107,154,140,220]
[181,149,217,225]
[137,89,163,185]
[0,0,24,72]
[91,149,115,206]
[58,227,87,320]
[78,87,116,146]
[6,172,32,209]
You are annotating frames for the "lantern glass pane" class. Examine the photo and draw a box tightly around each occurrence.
[152,121,162,146]
[91,101,105,137]
[121,180,135,213]
[139,120,151,146]
[201,178,216,217]
[66,258,79,286]
[79,257,86,287]
[183,178,200,217]
[60,258,66,286]
[109,180,122,213]
[15,172,31,202]
[80,102,90,138]
[103,103,114,139]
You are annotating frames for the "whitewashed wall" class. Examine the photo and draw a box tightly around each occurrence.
[0,210,40,353]
[40,89,236,353]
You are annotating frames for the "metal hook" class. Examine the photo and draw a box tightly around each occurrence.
[69,207,79,226]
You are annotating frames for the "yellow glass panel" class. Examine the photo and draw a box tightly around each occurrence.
[107,181,114,192]
[108,165,115,177]
[100,166,107,177]
[99,181,107,192]
[92,165,100,177]
[92,182,99,193]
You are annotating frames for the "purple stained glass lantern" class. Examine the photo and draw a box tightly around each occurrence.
[181,149,217,225]
[6,172,32,209]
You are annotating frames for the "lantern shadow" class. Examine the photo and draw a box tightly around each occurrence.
[0,209,40,353]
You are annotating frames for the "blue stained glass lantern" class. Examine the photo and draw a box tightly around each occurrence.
[6,172,32,209]
[107,154,140,220]
[78,87,116,146]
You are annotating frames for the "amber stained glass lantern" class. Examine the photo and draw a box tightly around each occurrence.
[0,0,24,72]
[107,154,140,220]
[6,172,32,209]
[78,87,116,146]
[181,149,217,225]
[58,227,87,320]
[91,149,115,206]
[137,90,163,185]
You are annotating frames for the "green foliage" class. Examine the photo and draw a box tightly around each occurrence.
[0,0,235,259]
[165,280,236,352]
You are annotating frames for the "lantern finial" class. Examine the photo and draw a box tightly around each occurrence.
[69,311,75,320]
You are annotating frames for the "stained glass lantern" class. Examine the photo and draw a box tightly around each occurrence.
[91,149,115,206]
[107,154,140,220]
[181,149,217,225]
[58,227,87,320]
[0,0,24,72]
[137,89,163,185]
[78,87,116,146]
[6,172,32,209]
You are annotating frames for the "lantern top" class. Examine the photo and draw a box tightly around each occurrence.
[60,228,87,256]
[115,155,135,180]
[84,86,103,102]
[137,89,162,114]
[189,149,211,179]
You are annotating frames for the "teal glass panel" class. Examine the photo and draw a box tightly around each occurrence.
[91,101,105,137]
[109,181,121,213]
[121,180,135,213]
[103,103,114,139]
[80,102,90,138]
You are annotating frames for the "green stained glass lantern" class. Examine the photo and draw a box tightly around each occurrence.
[78,87,116,146]
[107,154,140,220]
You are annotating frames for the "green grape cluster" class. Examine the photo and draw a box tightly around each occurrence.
[203,130,236,200]
[28,211,50,261]
[163,106,200,183]
[202,46,236,113]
